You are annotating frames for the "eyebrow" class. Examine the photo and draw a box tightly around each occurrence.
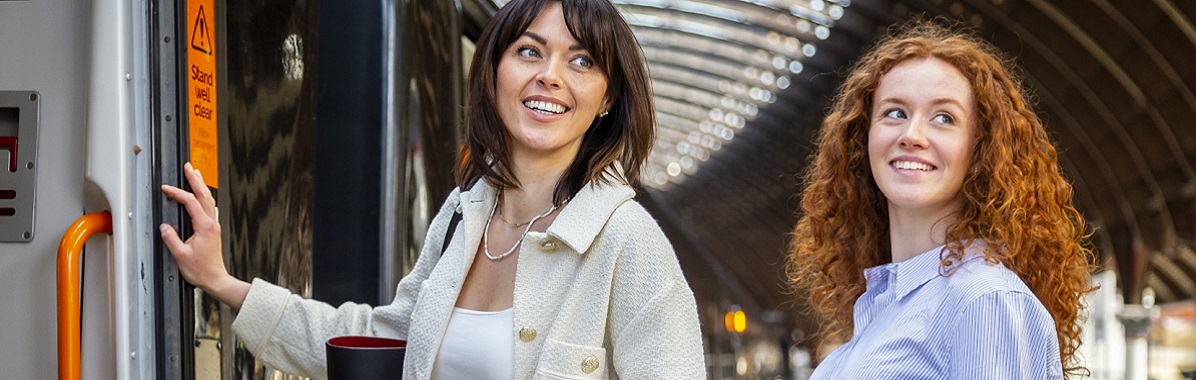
[522,31,585,52]
[876,97,968,110]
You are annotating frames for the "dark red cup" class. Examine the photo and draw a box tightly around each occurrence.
[326,336,407,380]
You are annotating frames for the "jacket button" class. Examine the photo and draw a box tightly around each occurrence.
[539,240,557,251]
[519,327,537,342]
[581,356,599,374]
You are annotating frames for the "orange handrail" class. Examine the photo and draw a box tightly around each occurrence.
[56,212,112,380]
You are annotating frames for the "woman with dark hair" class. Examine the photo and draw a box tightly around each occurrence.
[787,21,1095,379]
[160,0,705,378]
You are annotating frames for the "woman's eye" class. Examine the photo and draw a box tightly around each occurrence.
[884,109,906,119]
[932,113,955,124]
[570,55,594,68]
[517,46,539,58]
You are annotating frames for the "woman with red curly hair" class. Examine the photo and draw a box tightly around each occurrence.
[788,20,1095,379]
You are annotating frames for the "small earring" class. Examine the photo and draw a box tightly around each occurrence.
[599,111,609,117]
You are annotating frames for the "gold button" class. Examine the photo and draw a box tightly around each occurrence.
[518,327,537,342]
[540,240,557,251]
[580,356,599,374]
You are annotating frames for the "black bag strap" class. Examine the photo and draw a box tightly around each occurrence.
[441,210,462,255]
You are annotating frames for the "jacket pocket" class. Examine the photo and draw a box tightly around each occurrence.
[533,338,608,380]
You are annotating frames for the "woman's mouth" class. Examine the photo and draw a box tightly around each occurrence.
[891,160,935,171]
[523,100,568,114]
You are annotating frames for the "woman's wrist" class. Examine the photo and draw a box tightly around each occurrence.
[205,274,251,310]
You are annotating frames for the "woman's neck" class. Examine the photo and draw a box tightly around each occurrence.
[887,203,959,263]
[502,149,574,222]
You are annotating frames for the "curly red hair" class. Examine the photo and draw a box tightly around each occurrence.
[787,20,1096,376]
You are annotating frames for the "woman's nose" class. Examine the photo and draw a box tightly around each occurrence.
[536,60,564,89]
[897,121,928,149]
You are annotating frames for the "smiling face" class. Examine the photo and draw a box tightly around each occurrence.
[868,57,975,218]
[495,1,609,163]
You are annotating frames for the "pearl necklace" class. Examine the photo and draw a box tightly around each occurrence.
[483,195,557,261]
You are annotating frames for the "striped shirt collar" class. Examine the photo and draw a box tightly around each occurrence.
[863,242,989,301]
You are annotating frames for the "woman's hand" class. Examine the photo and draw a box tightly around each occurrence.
[159,162,249,309]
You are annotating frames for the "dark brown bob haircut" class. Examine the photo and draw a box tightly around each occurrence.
[455,0,655,204]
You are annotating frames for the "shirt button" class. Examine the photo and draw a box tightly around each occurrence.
[581,356,600,374]
[519,327,537,342]
[539,240,557,252]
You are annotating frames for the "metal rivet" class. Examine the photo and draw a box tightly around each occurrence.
[128,212,133,220]
[130,351,136,359]
[22,232,31,239]
[125,73,132,81]
[168,275,174,282]
[169,355,177,363]
[26,162,33,169]
[165,115,172,122]
[29,93,37,101]
[164,36,171,43]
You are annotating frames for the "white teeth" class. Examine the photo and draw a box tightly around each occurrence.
[523,100,566,114]
[893,161,934,171]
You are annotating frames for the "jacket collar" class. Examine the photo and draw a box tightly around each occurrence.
[458,178,636,256]
[547,181,636,254]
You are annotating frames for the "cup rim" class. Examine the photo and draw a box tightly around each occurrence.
[327,336,407,349]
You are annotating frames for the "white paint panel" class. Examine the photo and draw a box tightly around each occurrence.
[0,0,93,378]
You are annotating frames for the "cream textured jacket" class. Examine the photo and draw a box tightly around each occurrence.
[231,179,707,379]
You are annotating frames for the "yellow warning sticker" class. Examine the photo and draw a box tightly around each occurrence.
[187,0,218,188]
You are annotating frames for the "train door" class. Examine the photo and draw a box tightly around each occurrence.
[1,0,159,378]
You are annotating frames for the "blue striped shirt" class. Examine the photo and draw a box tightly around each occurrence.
[809,243,1063,379]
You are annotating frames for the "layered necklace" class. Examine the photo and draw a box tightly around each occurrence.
[483,192,557,261]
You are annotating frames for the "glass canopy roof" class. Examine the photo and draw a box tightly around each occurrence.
[489,0,849,189]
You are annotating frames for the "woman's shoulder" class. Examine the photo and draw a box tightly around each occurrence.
[429,186,464,217]
[602,198,668,242]
[418,186,467,241]
[607,197,653,223]
[942,255,1040,308]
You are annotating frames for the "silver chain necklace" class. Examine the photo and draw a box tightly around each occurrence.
[483,194,557,261]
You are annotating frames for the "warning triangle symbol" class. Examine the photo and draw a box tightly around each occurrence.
[191,5,213,55]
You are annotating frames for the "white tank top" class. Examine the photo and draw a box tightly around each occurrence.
[430,307,515,380]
